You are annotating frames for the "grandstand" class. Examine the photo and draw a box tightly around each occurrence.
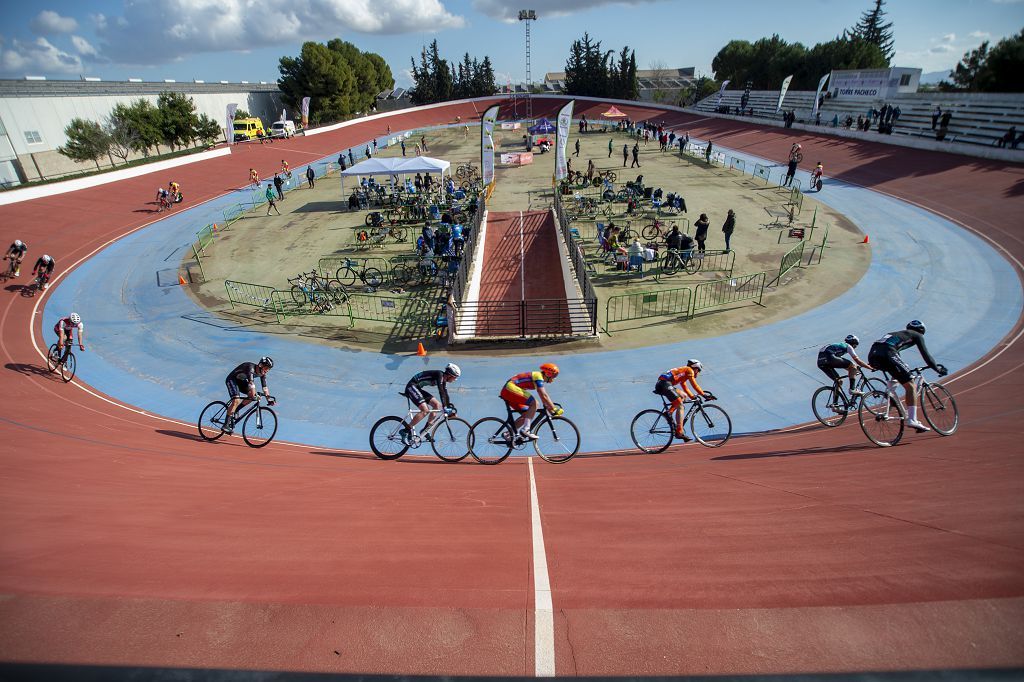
[691,89,1024,153]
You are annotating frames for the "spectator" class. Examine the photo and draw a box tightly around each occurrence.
[415,143,422,156]
[937,110,953,141]
[831,113,839,128]
[365,145,371,159]
[372,138,377,153]
[705,140,713,164]
[574,139,580,157]
[401,140,407,156]
[815,111,821,126]
[265,184,281,216]
[1014,130,1024,151]
[348,190,360,210]
[422,223,435,254]
[622,143,629,168]
[306,165,315,189]
[997,126,1016,148]
[348,149,355,166]
[338,153,347,172]
[434,224,450,257]
[722,209,736,252]
[631,143,641,168]
[668,131,676,147]
[608,137,613,158]
[452,223,465,255]
[694,214,710,253]
[932,105,942,130]
[273,173,285,201]
[784,156,798,187]
[893,106,901,122]
[665,224,693,253]
[414,173,423,193]
[421,135,428,153]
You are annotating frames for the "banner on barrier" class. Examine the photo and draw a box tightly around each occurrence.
[715,80,731,107]
[301,97,310,127]
[481,104,499,186]
[776,75,793,112]
[500,122,521,130]
[226,103,238,144]
[555,100,575,181]
[811,74,830,118]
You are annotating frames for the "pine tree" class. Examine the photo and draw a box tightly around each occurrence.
[851,0,894,64]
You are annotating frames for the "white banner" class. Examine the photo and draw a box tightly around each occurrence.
[280,108,286,122]
[301,97,310,127]
[776,75,793,112]
[715,80,731,107]
[555,100,575,181]
[811,74,830,118]
[226,103,238,144]
[481,105,499,186]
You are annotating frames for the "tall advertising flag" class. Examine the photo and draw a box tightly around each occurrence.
[776,75,794,112]
[481,104,499,186]
[715,80,731,107]
[301,97,310,127]
[555,100,575,181]
[226,103,238,144]
[811,74,830,118]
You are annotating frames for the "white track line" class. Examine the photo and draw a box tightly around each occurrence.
[528,456,555,676]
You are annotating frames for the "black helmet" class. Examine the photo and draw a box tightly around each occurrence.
[259,356,274,369]
[906,320,926,334]
[844,334,859,348]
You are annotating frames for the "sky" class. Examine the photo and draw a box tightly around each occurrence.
[0,0,1021,87]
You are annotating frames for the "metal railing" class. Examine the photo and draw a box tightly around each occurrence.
[553,190,599,308]
[772,240,805,285]
[691,272,767,315]
[450,194,485,304]
[753,163,773,184]
[604,286,692,334]
[655,249,734,280]
[451,298,596,338]
[728,156,746,173]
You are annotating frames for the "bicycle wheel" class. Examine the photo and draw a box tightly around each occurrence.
[198,400,228,441]
[619,227,636,242]
[630,409,674,454]
[46,344,61,373]
[335,267,357,287]
[241,406,278,448]
[364,213,376,227]
[604,171,617,183]
[391,227,408,243]
[641,224,660,240]
[362,267,384,288]
[862,376,886,394]
[369,416,411,460]
[858,390,904,447]
[60,352,76,383]
[430,416,472,462]
[290,285,306,306]
[690,404,732,447]
[384,209,401,225]
[456,167,468,180]
[601,204,618,218]
[418,260,439,285]
[920,383,958,436]
[325,279,349,304]
[533,416,581,463]
[469,417,514,464]
[661,253,679,276]
[683,254,702,275]
[811,386,848,427]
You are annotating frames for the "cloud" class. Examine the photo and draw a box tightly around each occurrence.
[473,0,660,22]
[968,30,991,39]
[941,33,956,42]
[0,36,83,75]
[930,44,956,53]
[71,35,98,57]
[95,0,465,65]
[30,10,79,35]
[991,0,1024,4]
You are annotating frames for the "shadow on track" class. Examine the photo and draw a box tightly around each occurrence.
[712,442,872,461]
[5,362,56,379]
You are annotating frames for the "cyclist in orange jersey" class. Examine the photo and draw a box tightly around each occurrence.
[654,359,715,442]
[499,363,563,440]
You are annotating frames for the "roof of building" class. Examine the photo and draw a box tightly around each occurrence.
[0,79,280,98]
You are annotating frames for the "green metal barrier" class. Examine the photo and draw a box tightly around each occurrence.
[806,223,830,265]
[225,280,280,320]
[190,224,217,281]
[691,272,766,315]
[752,163,772,184]
[772,240,805,285]
[728,157,746,173]
[603,286,692,334]
[318,256,391,282]
[271,289,349,323]
[222,203,247,226]
[654,249,734,281]
[788,186,804,215]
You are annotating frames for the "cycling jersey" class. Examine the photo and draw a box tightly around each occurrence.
[868,330,937,384]
[405,370,451,407]
[7,243,27,257]
[33,258,54,274]
[54,316,83,341]
[818,342,863,363]
[227,362,267,390]
[500,371,547,411]
[657,366,704,399]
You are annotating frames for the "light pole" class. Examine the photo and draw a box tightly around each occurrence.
[518,10,536,120]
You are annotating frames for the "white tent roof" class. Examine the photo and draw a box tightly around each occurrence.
[340,156,450,176]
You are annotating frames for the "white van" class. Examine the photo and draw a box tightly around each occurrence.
[270,120,297,138]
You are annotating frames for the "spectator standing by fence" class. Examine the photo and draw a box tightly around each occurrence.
[694,214,710,253]
[348,149,355,166]
[631,143,641,168]
[622,144,629,167]
[574,139,580,157]
[265,184,281,216]
[608,137,613,158]
[273,173,285,200]
[937,110,953,141]
[705,141,713,164]
[306,166,315,189]
[722,210,736,252]
[401,140,407,156]
[931,105,942,130]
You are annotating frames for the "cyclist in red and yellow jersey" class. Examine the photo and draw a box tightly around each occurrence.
[500,363,562,440]
[654,359,715,442]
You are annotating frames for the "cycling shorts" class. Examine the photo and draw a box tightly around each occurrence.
[817,353,851,382]
[654,379,684,405]
[226,378,250,399]
[500,386,535,412]
[868,344,911,384]
[404,384,433,407]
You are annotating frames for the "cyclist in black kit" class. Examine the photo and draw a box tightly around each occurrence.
[4,239,28,276]
[867,320,947,433]
[224,356,275,434]
[401,362,461,443]
[817,334,873,395]
[32,254,56,289]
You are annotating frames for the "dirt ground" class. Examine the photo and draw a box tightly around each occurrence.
[186,125,869,355]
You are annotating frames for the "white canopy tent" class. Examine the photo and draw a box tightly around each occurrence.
[339,156,451,193]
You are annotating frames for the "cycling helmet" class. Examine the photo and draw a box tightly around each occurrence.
[540,362,560,380]
[844,334,859,348]
[42,254,52,263]
[687,358,703,373]
[69,313,81,325]
[13,239,22,247]
[259,356,274,369]
[906,320,926,334]
[444,362,461,378]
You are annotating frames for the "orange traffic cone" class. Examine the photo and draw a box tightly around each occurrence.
[416,342,427,356]
[862,235,870,244]
[178,275,188,285]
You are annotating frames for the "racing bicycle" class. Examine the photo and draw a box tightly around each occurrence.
[660,248,702,276]
[630,392,731,453]
[811,371,886,428]
[198,393,279,448]
[468,403,580,464]
[857,367,958,447]
[335,259,384,288]
[46,343,77,382]
[369,396,472,462]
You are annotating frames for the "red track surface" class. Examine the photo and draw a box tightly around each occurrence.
[0,98,1022,675]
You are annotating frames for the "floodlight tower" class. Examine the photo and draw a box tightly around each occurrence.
[518,10,537,119]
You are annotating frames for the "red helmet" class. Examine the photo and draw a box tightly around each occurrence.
[540,363,559,381]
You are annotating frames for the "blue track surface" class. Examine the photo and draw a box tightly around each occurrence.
[44,143,1022,453]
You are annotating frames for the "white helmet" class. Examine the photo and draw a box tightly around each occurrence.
[14,239,22,247]
[41,254,52,263]
[70,313,81,325]
[444,362,461,378]
[687,358,703,373]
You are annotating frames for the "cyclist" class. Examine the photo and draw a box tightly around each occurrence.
[655,359,713,442]
[867,320,947,433]
[500,363,562,441]
[156,186,170,209]
[280,160,290,178]
[249,168,260,187]
[811,161,824,189]
[789,143,802,162]
[224,356,276,434]
[32,254,55,289]
[400,363,461,444]
[817,335,873,396]
[4,239,28,276]
[54,312,85,361]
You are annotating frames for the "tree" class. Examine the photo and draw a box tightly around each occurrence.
[946,29,1024,92]
[563,33,635,99]
[157,92,200,150]
[58,118,110,170]
[194,114,224,146]
[850,0,894,64]
[278,40,391,124]
[233,109,252,119]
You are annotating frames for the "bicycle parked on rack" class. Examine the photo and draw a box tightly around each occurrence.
[456,162,480,180]
[811,372,886,428]
[46,343,77,382]
[641,217,677,241]
[630,393,732,452]
[660,248,701,276]
[857,367,958,447]
[288,270,347,309]
[335,259,384,289]
[468,404,580,464]
[391,256,439,287]
[369,396,472,462]
[198,393,279,448]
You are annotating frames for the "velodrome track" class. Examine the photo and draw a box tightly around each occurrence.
[0,97,1022,675]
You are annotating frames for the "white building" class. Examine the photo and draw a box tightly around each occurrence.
[0,78,286,186]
